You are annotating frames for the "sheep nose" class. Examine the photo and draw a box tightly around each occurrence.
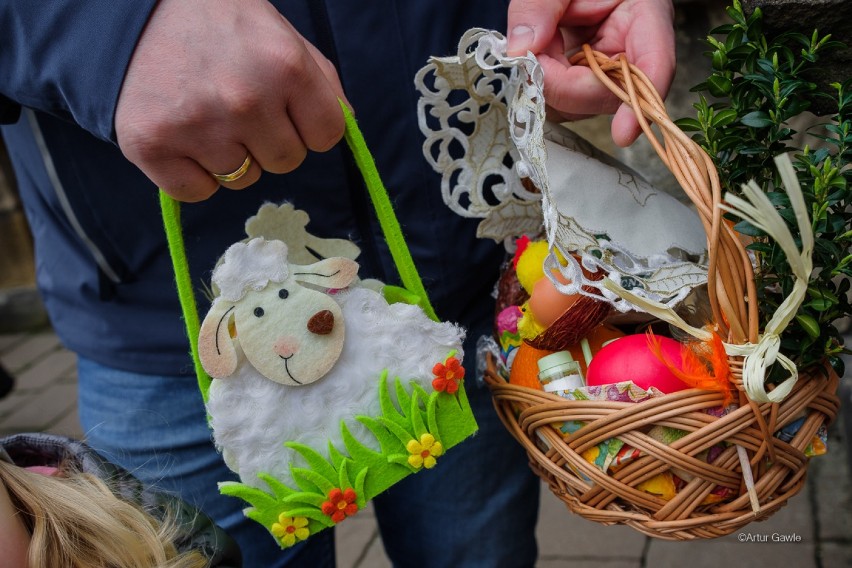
[274,337,300,358]
[307,310,335,335]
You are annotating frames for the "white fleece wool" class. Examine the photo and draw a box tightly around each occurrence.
[205,286,465,488]
[213,238,289,302]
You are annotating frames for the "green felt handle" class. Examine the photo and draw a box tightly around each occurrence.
[160,190,212,401]
[160,100,437,401]
[338,101,438,322]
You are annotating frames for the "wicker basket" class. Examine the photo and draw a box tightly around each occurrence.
[483,45,841,540]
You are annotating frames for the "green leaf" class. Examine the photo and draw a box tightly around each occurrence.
[338,458,352,491]
[725,6,746,28]
[795,314,821,339]
[376,416,415,446]
[394,377,413,420]
[765,191,791,207]
[218,481,277,510]
[733,220,766,237]
[387,454,416,469]
[409,381,433,406]
[354,467,369,506]
[740,111,775,128]
[286,442,339,484]
[709,23,735,36]
[377,370,405,426]
[746,241,773,254]
[807,287,839,303]
[427,391,441,439]
[276,507,335,528]
[712,50,727,71]
[712,109,739,128]
[353,416,399,456]
[675,117,703,132]
[289,468,323,495]
[328,440,346,470]
[410,390,428,439]
[256,473,296,501]
[707,75,733,97]
[290,467,336,496]
[281,492,327,508]
[806,298,835,312]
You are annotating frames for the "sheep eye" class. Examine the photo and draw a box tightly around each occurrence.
[253,307,265,318]
[278,289,289,299]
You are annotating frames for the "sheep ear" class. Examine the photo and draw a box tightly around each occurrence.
[292,258,359,290]
[198,300,238,379]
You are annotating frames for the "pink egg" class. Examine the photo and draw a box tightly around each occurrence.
[585,334,691,393]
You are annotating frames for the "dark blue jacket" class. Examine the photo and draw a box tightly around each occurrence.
[0,1,508,375]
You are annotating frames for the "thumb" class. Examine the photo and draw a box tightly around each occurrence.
[506,0,572,56]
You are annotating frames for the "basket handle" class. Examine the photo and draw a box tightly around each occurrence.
[569,45,759,347]
[160,100,437,401]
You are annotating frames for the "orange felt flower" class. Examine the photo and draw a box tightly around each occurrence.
[320,488,359,523]
[432,356,465,394]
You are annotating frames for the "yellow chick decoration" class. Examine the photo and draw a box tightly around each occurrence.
[514,238,550,294]
[513,238,577,341]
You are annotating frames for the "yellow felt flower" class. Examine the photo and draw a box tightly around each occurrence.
[406,433,444,469]
[271,513,310,547]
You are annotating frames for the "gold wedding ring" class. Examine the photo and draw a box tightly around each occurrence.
[211,154,252,183]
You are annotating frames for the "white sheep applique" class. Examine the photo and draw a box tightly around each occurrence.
[197,236,473,544]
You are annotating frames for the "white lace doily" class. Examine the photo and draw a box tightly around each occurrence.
[415,28,708,311]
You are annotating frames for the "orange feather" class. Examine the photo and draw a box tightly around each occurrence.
[646,329,732,406]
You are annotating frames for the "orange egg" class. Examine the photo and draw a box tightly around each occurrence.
[508,343,556,390]
[527,276,579,328]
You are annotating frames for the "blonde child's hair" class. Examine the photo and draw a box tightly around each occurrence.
[0,460,208,568]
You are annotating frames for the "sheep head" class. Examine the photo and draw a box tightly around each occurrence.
[198,238,358,386]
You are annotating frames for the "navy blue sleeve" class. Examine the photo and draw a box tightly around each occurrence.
[0,1,158,142]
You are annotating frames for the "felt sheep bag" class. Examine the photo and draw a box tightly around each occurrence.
[159,103,478,548]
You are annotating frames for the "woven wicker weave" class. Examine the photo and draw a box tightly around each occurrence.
[483,46,841,540]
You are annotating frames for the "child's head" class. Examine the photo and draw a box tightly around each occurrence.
[0,462,30,567]
[0,434,235,568]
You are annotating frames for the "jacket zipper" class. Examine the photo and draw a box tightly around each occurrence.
[26,109,123,284]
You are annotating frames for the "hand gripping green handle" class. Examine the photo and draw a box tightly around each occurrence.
[160,100,437,401]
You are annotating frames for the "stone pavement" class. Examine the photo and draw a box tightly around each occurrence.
[1,326,850,568]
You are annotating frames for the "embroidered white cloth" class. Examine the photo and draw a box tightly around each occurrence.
[415,28,709,311]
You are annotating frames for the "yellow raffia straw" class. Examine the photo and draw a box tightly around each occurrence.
[600,279,713,342]
[719,154,813,404]
[604,154,813,405]
[587,154,813,515]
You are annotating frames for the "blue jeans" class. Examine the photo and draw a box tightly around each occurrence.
[77,354,539,568]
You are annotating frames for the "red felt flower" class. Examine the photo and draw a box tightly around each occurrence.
[321,488,359,523]
[432,356,465,394]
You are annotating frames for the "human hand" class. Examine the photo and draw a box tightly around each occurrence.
[115,0,347,202]
[506,0,675,147]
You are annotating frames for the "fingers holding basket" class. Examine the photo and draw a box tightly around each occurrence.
[506,0,676,147]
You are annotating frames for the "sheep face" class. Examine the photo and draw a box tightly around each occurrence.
[236,279,346,385]
[198,240,359,386]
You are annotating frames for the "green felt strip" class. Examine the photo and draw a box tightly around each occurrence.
[159,103,439,398]
[339,101,438,322]
[159,190,212,402]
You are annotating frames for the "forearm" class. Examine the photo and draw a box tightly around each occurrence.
[0,0,158,141]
